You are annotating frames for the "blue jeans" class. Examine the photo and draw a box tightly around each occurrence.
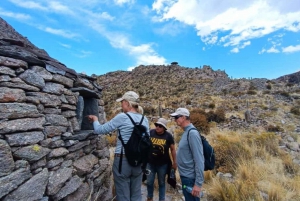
[147,163,168,201]
[180,176,200,201]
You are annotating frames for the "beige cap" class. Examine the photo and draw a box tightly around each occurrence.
[116,91,139,103]
[170,108,190,117]
[155,118,168,130]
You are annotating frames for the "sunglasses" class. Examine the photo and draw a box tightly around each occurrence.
[155,124,164,128]
[174,115,182,120]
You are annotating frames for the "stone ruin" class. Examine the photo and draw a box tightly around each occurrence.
[0,17,112,201]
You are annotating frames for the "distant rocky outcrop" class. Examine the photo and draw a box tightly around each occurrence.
[0,17,111,201]
[275,71,300,84]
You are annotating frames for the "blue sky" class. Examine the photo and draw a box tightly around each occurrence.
[1,0,300,79]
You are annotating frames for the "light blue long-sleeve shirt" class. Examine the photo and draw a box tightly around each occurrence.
[177,124,204,187]
[93,112,150,154]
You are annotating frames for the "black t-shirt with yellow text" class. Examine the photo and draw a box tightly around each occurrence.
[148,129,174,166]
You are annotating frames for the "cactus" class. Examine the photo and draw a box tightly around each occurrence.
[244,110,251,123]
[158,102,162,117]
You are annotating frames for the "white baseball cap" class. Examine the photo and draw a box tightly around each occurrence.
[116,91,139,103]
[170,108,190,117]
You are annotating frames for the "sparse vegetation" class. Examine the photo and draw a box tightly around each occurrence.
[95,65,300,201]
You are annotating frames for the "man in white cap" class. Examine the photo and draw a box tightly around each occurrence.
[87,91,150,201]
[170,108,204,201]
[146,118,177,201]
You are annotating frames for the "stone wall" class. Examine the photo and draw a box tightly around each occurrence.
[0,17,112,201]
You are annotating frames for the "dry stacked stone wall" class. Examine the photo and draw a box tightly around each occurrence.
[0,17,112,201]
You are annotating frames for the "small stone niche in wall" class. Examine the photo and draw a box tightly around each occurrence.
[72,87,100,130]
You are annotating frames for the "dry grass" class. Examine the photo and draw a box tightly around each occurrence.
[203,129,300,201]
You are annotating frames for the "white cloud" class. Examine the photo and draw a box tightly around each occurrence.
[0,8,31,20]
[282,44,300,53]
[77,50,93,58]
[230,47,239,53]
[267,46,280,53]
[9,0,74,15]
[43,27,79,39]
[89,19,167,69]
[9,0,47,10]
[259,46,280,54]
[59,43,71,48]
[114,0,135,6]
[152,0,300,51]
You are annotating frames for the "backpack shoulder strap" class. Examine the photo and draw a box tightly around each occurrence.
[125,113,144,125]
[187,128,197,147]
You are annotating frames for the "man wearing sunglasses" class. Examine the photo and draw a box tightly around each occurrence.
[171,108,204,201]
[146,118,177,201]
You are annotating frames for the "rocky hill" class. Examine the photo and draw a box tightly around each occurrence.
[96,64,300,124]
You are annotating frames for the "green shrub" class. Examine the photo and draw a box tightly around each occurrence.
[208,102,215,109]
[247,90,257,95]
[266,84,272,90]
[266,125,284,132]
[190,109,210,134]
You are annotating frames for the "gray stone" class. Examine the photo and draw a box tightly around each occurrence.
[65,95,78,105]
[61,160,72,168]
[48,147,69,158]
[0,87,26,103]
[0,117,45,134]
[44,126,67,137]
[25,96,40,105]
[71,87,100,98]
[13,144,50,162]
[0,45,44,66]
[69,116,81,131]
[52,74,74,88]
[30,158,46,170]
[15,67,25,75]
[19,69,45,89]
[87,158,109,180]
[62,110,76,118]
[0,55,28,68]
[47,167,72,195]
[59,94,68,103]
[53,175,82,200]
[63,130,94,141]
[0,139,14,176]
[45,114,69,127]
[47,158,64,169]
[5,131,44,146]
[0,66,16,76]
[68,140,90,152]
[93,147,110,159]
[0,77,40,91]
[42,82,65,95]
[43,107,61,114]
[30,65,53,81]
[0,166,31,199]
[2,168,49,201]
[65,149,84,160]
[97,136,108,150]
[48,139,65,148]
[61,103,76,110]
[74,77,94,90]
[73,154,99,176]
[0,103,41,119]
[26,92,62,107]
[64,182,90,201]
[0,75,11,82]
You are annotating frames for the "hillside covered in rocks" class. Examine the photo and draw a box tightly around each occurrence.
[96,63,300,167]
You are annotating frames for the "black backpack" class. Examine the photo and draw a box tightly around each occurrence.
[187,128,215,171]
[118,113,152,172]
